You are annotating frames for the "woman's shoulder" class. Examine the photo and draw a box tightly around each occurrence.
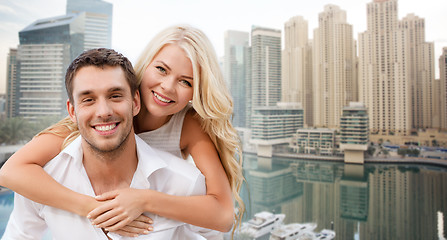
[183,106,202,125]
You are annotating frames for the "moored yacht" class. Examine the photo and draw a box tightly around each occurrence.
[295,228,336,240]
[240,211,286,238]
[315,229,336,240]
[269,222,317,240]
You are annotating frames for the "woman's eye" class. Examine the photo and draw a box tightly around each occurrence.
[156,66,167,74]
[180,80,192,87]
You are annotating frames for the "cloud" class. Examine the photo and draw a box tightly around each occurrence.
[0,4,15,15]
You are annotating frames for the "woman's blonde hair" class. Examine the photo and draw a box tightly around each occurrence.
[134,25,245,233]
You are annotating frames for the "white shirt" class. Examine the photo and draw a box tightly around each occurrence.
[3,135,206,240]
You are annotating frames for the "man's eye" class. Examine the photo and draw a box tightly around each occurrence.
[82,98,93,103]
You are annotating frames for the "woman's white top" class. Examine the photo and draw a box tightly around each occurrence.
[138,105,191,159]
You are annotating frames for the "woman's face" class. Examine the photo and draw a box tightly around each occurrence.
[140,44,194,118]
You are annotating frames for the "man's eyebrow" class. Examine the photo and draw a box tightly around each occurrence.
[77,90,92,98]
[109,87,127,93]
[76,87,127,98]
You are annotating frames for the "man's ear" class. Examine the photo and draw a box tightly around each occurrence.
[67,99,77,123]
[133,90,141,117]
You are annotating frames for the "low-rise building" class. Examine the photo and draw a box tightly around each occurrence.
[340,102,369,163]
[250,102,303,157]
[291,128,336,155]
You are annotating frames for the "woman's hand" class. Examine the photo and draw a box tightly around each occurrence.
[88,188,153,235]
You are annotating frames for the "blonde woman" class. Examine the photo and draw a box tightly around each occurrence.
[0,25,244,238]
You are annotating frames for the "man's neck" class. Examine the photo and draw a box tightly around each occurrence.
[82,135,138,196]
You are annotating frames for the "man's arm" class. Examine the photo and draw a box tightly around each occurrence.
[2,193,47,240]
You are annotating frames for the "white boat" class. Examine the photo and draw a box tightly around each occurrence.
[296,230,316,240]
[269,222,317,240]
[240,211,286,238]
[295,228,336,240]
[314,229,336,240]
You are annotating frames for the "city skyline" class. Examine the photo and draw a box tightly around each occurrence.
[1,0,446,94]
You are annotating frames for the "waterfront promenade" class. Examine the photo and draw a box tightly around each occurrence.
[244,150,447,168]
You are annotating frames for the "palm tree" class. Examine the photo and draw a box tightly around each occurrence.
[0,118,34,145]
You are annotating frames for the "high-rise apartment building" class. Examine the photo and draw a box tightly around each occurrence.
[16,15,85,120]
[440,47,447,131]
[66,0,113,49]
[224,30,249,128]
[400,14,434,130]
[359,0,407,135]
[359,0,434,136]
[0,94,5,119]
[244,46,252,128]
[313,5,357,129]
[432,79,441,129]
[5,48,18,118]
[9,1,113,121]
[250,26,282,108]
[282,16,313,127]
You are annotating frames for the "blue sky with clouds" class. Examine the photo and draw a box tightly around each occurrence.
[1,0,446,94]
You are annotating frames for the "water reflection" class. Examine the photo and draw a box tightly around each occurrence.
[0,188,14,236]
[240,153,447,240]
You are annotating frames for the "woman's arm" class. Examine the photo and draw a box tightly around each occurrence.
[0,133,98,216]
[148,111,234,230]
[90,111,234,232]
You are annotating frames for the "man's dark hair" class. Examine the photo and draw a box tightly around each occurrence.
[65,48,138,102]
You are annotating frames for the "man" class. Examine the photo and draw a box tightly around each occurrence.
[2,48,206,240]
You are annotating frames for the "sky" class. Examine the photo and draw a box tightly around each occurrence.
[0,0,446,94]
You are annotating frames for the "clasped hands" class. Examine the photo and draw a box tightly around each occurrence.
[87,188,153,237]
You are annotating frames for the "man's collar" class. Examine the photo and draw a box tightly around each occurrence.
[60,135,168,179]
[134,134,168,180]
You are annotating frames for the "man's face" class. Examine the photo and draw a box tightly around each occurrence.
[67,65,140,154]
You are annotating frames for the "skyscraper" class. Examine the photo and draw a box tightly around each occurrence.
[250,26,282,108]
[224,30,249,128]
[313,5,357,129]
[9,0,113,121]
[66,0,113,49]
[432,78,441,129]
[5,48,18,118]
[359,0,433,136]
[244,45,252,128]
[282,16,313,127]
[400,14,434,130]
[440,47,447,131]
[16,14,86,120]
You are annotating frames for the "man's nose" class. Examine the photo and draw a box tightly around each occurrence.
[96,99,113,118]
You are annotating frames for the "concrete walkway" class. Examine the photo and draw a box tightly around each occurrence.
[269,152,447,168]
